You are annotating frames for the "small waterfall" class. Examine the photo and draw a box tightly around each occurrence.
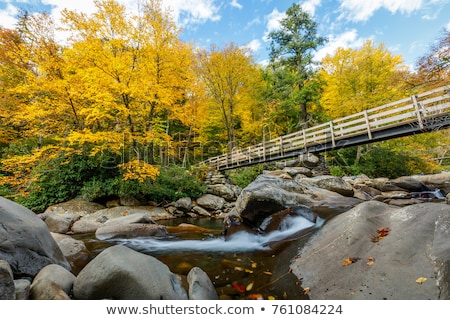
[111,215,322,254]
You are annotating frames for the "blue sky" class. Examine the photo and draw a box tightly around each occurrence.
[1,0,450,69]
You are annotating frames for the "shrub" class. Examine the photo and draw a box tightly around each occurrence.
[229,164,264,188]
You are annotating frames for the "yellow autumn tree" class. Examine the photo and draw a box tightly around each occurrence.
[196,43,264,153]
[319,40,408,118]
[0,0,200,201]
[60,0,194,172]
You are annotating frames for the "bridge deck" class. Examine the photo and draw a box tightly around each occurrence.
[199,85,450,171]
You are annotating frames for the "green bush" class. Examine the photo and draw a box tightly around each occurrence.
[15,152,119,212]
[143,166,205,203]
[229,164,264,188]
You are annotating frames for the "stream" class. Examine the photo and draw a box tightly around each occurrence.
[76,215,323,300]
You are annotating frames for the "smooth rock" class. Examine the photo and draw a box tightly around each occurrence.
[73,245,188,300]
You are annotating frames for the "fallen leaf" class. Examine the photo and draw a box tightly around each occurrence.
[416,277,427,284]
[246,281,254,291]
[263,271,272,276]
[370,227,391,242]
[303,287,310,294]
[251,262,257,268]
[248,293,263,300]
[234,266,243,271]
[245,268,254,274]
[232,282,246,293]
[268,295,276,300]
[367,256,375,266]
[342,257,357,266]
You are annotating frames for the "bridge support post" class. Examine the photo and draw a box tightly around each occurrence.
[329,122,336,147]
[412,95,424,129]
[363,110,373,140]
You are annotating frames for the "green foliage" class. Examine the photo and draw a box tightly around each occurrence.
[326,141,441,179]
[144,166,205,203]
[15,152,119,212]
[229,164,264,189]
[328,165,346,177]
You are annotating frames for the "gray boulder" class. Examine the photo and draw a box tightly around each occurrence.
[0,197,70,278]
[174,197,193,212]
[0,260,15,299]
[187,267,218,300]
[30,264,76,300]
[206,184,241,201]
[56,237,91,274]
[42,212,80,234]
[73,245,188,300]
[233,174,361,228]
[95,223,168,240]
[94,213,168,240]
[43,199,105,216]
[196,194,226,211]
[299,175,355,197]
[291,201,450,299]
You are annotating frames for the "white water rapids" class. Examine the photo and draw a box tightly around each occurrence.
[111,215,324,254]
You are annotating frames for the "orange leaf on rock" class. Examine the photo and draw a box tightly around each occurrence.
[342,257,357,266]
[416,277,427,284]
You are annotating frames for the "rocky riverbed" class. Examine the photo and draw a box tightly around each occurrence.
[1,154,449,300]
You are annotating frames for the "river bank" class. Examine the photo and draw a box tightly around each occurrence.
[1,159,449,299]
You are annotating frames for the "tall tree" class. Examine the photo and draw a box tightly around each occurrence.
[319,40,407,118]
[416,28,450,87]
[267,3,326,129]
[196,43,263,152]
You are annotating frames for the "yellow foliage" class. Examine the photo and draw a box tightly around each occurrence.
[0,145,77,196]
[320,40,408,118]
[118,159,159,182]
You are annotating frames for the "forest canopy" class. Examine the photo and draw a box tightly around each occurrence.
[0,0,448,211]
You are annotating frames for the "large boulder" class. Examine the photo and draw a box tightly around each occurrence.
[291,201,450,299]
[298,175,355,197]
[73,245,188,300]
[94,212,168,240]
[0,197,70,278]
[233,174,361,228]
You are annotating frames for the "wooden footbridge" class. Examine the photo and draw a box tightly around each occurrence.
[199,85,450,171]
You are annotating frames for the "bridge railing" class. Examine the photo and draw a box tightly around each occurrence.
[200,85,450,170]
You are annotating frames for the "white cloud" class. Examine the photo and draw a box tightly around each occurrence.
[162,0,221,27]
[263,8,285,41]
[230,0,243,10]
[314,29,366,61]
[243,39,262,53]
[447,21,450,32]
[338,0,423,22]
[0,4,19,29]
[302,0,321,16]
[245,17,261,29]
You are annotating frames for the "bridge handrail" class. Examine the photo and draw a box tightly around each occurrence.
[199,85,450,170]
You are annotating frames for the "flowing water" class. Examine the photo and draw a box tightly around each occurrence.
[77,215,323,300]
